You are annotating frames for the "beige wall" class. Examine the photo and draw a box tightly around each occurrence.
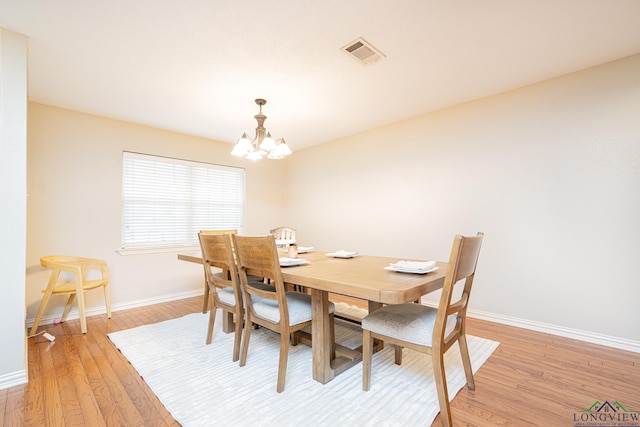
[288,54,640,344]
[26,104,288,322]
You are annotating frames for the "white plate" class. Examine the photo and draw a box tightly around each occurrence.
[326,250,359,258]
[390,260,436,270]
[281,246,315,254]
[279,258,310,267]
[384,266,439,274]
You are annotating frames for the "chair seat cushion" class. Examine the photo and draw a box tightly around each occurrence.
[216,287,238,306]
[217,284,272,307]
[361,303,456,347]
[252,292,335,326]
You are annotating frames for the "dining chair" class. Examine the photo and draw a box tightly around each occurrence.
[199,229,239,313]
[30,256,111,335]
[199,229,268,308]
[198,231,246,361]
[361,232,484,427]
[270,226,305,291]
[233,234,335,393]
[269,226,296,245]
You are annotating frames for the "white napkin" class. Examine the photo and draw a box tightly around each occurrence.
[390,260,436,271]
[297,246,315,253]
[326,250,359,258]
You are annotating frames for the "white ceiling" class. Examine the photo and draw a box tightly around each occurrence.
[2,0,640,152]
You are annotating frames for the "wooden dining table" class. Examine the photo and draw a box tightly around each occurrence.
[178,250,447,384]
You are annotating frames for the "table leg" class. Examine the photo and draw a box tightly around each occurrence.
[222,311,234,333]
[311,288,334,384]
[368,301,382,313]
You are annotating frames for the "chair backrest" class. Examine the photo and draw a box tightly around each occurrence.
[198,232,241,302]
[41,255,109,280]
[434,232,484,352]
[200,228,238,236]
[200,229,239,257]
[232,235,289,324]
[269,227,296,242]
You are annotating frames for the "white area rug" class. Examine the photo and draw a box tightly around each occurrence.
[108,305,499,427]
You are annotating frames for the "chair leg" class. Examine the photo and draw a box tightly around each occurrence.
[30,291,54,336]
[432,350,453,427]
[458,333,476,390]
[277,331,290,393]
[362,329,373,391]
[73,272,89,334]
[206,303,216,345]
[103,282,112,319]
[30,269,62,336]
[232,310,243,362]
[202,273,209,313]
[61,293,76,322]
[239,316,252,367]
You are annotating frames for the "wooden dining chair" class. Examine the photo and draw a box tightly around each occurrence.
[30,256,111,335]
[269,226,296,245]
[361,232,484,427]
[270,226,305,291]
[199,229,238,313]
[233,234,335,393]
[198,231,247,361]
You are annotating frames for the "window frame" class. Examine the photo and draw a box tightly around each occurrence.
[118,151,246,255]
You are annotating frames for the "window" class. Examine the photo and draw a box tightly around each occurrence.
[121,152,245,252]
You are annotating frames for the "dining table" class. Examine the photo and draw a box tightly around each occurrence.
[178,249,447,384]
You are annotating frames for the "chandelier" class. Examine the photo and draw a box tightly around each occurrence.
[231,98,292,160]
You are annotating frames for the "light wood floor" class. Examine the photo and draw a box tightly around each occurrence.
[2,296,639,426]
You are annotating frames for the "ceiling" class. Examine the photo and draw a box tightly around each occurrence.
[2,0,640,153]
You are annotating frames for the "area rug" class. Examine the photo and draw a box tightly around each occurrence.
[108,304,499,426]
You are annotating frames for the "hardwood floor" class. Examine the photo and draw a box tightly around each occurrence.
[3,296,639,426]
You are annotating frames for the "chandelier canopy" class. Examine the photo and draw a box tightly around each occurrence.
[231,98,292,160]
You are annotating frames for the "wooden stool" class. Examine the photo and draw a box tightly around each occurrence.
[30,256,111,335]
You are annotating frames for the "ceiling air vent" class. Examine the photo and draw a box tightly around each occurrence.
[341,37,385,65]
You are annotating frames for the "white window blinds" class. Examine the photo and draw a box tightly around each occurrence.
[121,152,245,250]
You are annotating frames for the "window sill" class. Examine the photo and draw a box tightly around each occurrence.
[116,245,199,256]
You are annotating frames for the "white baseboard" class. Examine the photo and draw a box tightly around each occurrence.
[0,370,28,390]
[26,291,640,354]
[421,300,640,354]
[26,289,202,328]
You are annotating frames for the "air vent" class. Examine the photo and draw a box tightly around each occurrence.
[341,37,385,65]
